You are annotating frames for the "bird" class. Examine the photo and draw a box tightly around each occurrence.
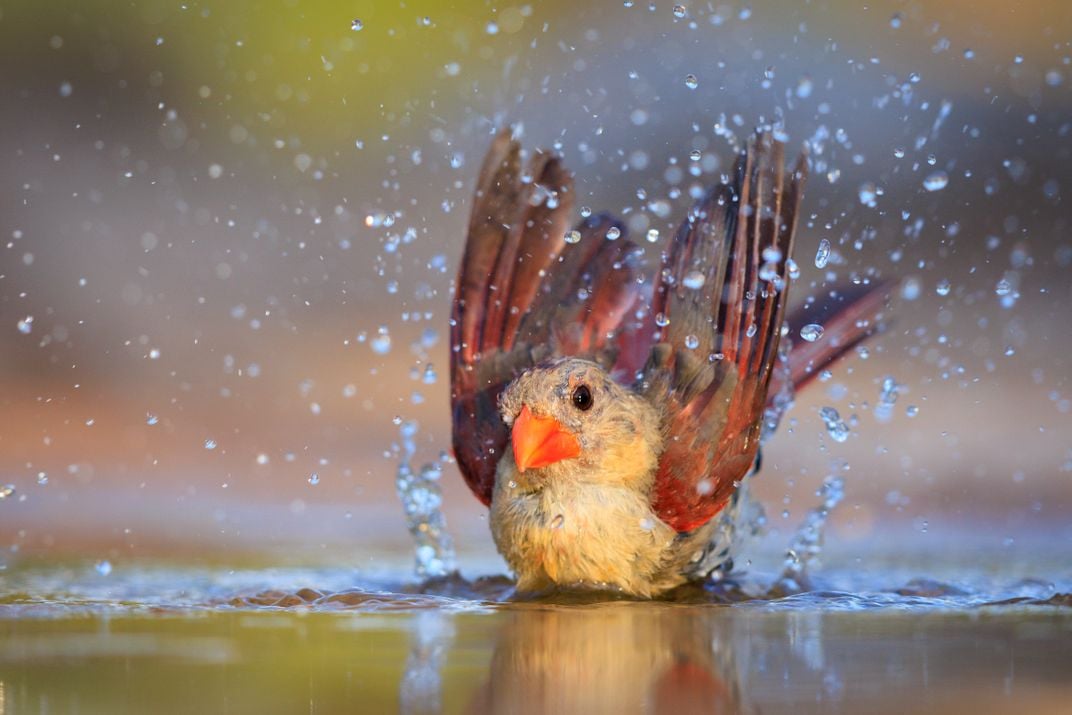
[450,128,889,597]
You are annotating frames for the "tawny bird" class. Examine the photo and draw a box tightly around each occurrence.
[451,129,888,597]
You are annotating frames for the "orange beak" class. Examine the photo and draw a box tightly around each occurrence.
[511,404,582,473]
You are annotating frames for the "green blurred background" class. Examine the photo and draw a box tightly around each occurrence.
[0,0,1069,566]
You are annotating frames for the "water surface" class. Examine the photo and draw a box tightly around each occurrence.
[2,546,1069,714]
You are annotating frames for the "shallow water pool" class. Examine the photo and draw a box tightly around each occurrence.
[2,544,1070,715]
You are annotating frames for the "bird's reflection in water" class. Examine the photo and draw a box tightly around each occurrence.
[464,603,747,715]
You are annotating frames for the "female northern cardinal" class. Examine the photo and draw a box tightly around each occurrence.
[451,130,888,597]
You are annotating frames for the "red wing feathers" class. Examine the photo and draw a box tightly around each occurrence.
[779,281,894,394]
[520,213,643,362]
[645,132,806,532]
[451,132,641,505]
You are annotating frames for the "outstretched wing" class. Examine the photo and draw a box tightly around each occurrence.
[781,281,894,392]
[451,130,643,506]
[642,131,805,533]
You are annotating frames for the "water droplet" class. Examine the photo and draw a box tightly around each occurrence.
[550,514,565,529]
[819,406,850,443]
[654,312,670,327]
[203,439,217,450]
[36,472,48,486]
[256,453,270,465]
[580,205,592,218]
[800,323,824,342]
[422,364,438,385]
[95,560,113,576]
[350,18,363,31]
[646,228,660,243]
[308,473,320,485]
[995,278,1012,296]
[605,226,621,241]
[923,170,949,192]
[689,149,701,161]
[684,73,699,90]
[672,4,687,18]
[762,246,783,263]
[146,413,159,426]
[639,517,655,531]
[564,229,582,244]
[935,279,951,296]
[905,405,919,418]
[858,182,877,205]
[16,316,33,334]
[682,270,706,290]
[684,334,700,349]
[893,147,905,158]
[889,12,902,28]
[875,376,901,423]
[371,326,392,354]
[0,484,15,499]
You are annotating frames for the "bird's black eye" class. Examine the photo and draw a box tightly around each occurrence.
[571,384,593,411]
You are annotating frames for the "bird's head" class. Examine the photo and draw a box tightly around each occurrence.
[498,358,662,488]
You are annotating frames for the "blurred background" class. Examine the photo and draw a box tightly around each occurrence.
[0,0,1069,569]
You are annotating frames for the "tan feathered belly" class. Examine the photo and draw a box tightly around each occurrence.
[490,465,714,597]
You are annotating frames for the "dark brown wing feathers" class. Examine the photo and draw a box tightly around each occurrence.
[646,132,805,532]
[451,131,641,505]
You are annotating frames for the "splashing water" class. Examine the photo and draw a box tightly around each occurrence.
[874,376,901,424]
[761,340,795,441]
[691,466,767,583]
[799,323,824,342]
[395,421,457,579]
[814,238,831,268]
[774,475,846,594]
[819,406,850,443]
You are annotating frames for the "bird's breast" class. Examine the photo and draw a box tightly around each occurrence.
[490,472,679,595]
